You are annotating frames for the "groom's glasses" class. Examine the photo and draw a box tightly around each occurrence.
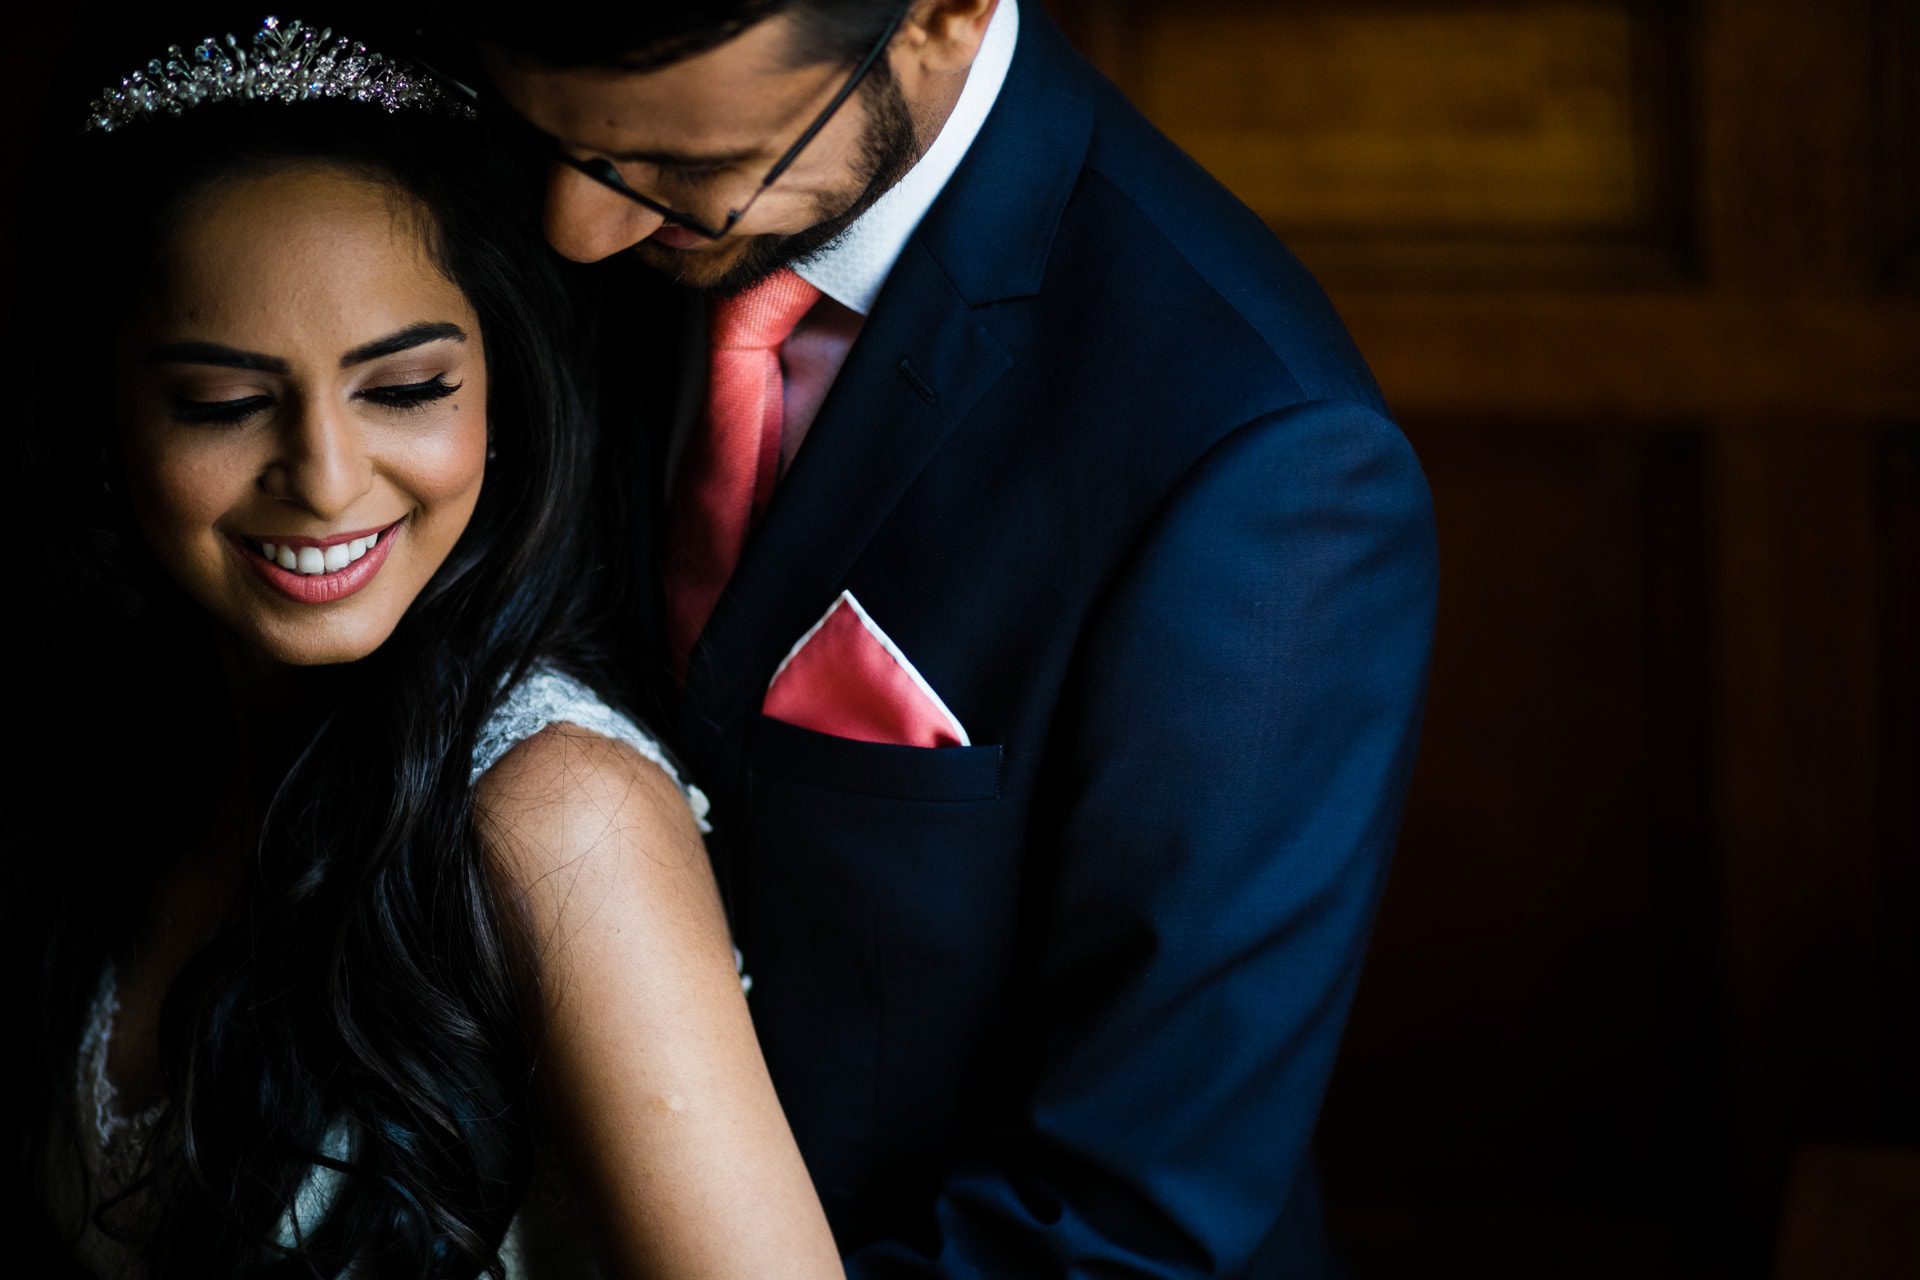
[409,1,914,242]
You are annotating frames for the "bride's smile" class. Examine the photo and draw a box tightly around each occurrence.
[226,513,406,604]
[112,164,490,667]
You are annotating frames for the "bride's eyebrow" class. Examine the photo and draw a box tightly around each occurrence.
[140,323,467,374]
[341,322,467,367]
[143,341,289,373]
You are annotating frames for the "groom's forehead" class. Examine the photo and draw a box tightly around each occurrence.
[477,15,840,147]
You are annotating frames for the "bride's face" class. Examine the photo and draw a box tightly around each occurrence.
[114,163,490,667]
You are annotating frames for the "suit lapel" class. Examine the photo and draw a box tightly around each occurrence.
[666,1,1098,769]
[675,239,1010,768]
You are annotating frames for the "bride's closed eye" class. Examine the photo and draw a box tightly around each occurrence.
[358,374,464,412]
[168,375,464,425]
[169,392,274,425]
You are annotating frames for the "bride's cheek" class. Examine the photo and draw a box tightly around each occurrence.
[118,426,253,566]
[393,407,489,560]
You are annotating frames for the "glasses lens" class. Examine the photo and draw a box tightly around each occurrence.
[406,30,728,237]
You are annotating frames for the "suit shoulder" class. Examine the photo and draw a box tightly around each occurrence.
[1046,81,1387,415]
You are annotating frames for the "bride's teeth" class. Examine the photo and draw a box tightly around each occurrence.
[258,528,392,575]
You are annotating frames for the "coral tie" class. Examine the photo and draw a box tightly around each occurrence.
[663,268,823,681]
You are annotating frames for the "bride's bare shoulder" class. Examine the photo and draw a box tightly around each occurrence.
[471,722,712,921]
[468,725,834,1277]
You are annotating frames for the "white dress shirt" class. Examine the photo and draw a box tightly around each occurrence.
[666,0,1021,493]
[791,0,1021,317]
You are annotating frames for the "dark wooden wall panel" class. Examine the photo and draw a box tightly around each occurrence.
[1874,426,1920,1140]
[1125,4,1645,230]
[1700,0,1878,290]
[1878,0,1920,288]
[1048,0,1920,1272]
[1315,422,1718,1199]
[1708,424,1889,1246]
[1337,294,1920,420]
[1056,0,1693,286]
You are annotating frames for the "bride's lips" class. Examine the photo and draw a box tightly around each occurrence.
[229,516,405,605]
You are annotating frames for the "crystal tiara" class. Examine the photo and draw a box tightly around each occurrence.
[82,15,475,135]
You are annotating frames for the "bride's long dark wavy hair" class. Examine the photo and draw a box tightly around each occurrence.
[4,65,655,1280]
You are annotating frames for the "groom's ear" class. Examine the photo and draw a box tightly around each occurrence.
[895,0,999,75]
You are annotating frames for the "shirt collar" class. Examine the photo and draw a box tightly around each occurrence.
[792,0,1020,316]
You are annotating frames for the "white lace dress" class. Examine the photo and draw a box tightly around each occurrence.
[43,663,742,1279]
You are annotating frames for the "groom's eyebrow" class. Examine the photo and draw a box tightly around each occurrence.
[596,142,762,168]
[340,322,467,367]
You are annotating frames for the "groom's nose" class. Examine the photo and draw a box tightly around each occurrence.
[544,165,668,263]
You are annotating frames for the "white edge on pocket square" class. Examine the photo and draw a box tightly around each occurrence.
[766,588,972,746]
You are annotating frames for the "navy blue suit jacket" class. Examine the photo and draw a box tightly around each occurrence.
[595,6,1439,1274]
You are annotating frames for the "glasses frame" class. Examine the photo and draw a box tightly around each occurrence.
[411,0,916,241]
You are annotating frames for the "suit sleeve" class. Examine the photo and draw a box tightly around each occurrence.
[841,398,1441,1277]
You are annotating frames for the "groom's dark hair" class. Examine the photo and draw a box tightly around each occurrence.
[453,0,909,73]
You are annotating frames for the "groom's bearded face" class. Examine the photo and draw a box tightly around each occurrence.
[478,14,923,295]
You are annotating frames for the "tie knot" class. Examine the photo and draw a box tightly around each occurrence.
[711,267,823,351]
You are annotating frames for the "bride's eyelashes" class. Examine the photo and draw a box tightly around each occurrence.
[168,375,464,425]
[168,393,273,424]
[360,374,464,412]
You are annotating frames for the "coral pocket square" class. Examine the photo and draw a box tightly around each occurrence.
[762,590,970,748]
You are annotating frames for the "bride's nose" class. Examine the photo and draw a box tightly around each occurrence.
[260,393,373,518]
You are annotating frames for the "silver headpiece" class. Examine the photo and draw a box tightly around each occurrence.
[82,15,475,135]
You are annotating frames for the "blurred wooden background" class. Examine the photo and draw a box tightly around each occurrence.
[5,1,1914,1276]
[1045,0,1920,1275]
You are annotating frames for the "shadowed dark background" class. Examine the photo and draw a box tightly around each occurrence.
[7,1,1916,1276]
[1041,2,1920,1274]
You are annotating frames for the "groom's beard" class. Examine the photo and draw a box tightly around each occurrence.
[633,63,921,297]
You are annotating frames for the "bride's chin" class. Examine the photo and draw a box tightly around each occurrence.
[231,607,405,669]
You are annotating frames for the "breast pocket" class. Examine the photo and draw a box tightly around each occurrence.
[742,714,1026,1200]
[745,713,1013,950]
[747,712,1004,802]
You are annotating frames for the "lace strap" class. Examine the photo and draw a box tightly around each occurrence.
[470,665,712,834]
[77,963,165,1183]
